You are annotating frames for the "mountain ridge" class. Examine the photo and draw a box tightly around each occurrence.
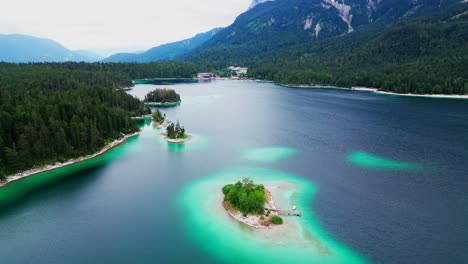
[187,0,465,62]
[0,34,100,62]
[102,28,222,63]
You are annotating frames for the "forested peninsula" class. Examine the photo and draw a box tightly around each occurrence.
[0,62,205,180]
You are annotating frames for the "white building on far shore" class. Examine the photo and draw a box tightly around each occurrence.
[228,66,248,76]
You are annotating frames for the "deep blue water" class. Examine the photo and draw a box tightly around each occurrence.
[0,81,467,263]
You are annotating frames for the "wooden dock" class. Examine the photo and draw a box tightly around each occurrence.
[265,208,302,217]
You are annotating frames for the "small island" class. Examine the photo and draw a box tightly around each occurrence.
[152,109,168,128]
[144,89,181,107]
[161,120,192,143]
[222,177,284,228]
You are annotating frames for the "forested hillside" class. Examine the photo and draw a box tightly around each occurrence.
[189,5,468,94]
[189,0,464,62]
[248,10,468,94]
[0,62,205,179]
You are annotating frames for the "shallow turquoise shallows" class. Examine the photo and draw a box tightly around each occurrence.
[177,166,367,264]
[0,81,467,264]
[346,151,416,170]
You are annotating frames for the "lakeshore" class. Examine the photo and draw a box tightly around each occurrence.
[0,131,141,188]
[145,101,181,107]
[277,83,350,90]
[374,90,468,99]
[154,120,169,129]
[275,82,468,99]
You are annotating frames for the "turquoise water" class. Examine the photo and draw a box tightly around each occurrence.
[0,81,467,263]
[346,151,415,170]
[178,166,366,264]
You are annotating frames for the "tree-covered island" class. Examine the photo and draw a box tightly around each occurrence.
[144,89,181,107]
[152,109,167,128]
[222,177,283,228]
[162,120,192,143]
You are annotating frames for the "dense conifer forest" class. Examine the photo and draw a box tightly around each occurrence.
[189,8,468,94]
[0,62,203,179]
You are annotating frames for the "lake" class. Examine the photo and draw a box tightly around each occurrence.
[0,81,467,263]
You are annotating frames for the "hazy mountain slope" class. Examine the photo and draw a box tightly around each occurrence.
[0,34,97,62]
[103,28,222,63]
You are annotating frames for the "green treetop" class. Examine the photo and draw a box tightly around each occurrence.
[222,177,266,215]
[166,120,187,139]
[152,109,166,124]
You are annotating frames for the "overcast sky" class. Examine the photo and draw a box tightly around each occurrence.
[0,0,252,52]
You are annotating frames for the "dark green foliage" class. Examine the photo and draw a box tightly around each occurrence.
[166,120,186,139]
[189,5,467,95]
[222,184,235,195]
[247,12,468,94]
[223,177,266,215]
[152,109,166,124]
[144,89,181,103]
[0,62,156,177]
[270,216,283,225]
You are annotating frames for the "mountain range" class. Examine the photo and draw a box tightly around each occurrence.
[184,0,466,95]
[0,0,466,94]
[102,28,222,63]
[188,0,466,62]
[0,34,102,63]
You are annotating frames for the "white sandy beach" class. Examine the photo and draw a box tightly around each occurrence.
[154,120,169,129]
[374,90,468,99]
[0,132,141,188]
[160,132,193,144]
[278,83,350,90]
[275,81,468,99]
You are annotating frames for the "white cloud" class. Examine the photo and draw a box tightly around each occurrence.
[0,0,251,51]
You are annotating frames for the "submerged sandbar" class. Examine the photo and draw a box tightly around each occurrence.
[177,167,368,264]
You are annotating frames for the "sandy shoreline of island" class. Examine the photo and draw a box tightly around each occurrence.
[154,120,169,129]
[160,132,192,144]
[0,131,141,188]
